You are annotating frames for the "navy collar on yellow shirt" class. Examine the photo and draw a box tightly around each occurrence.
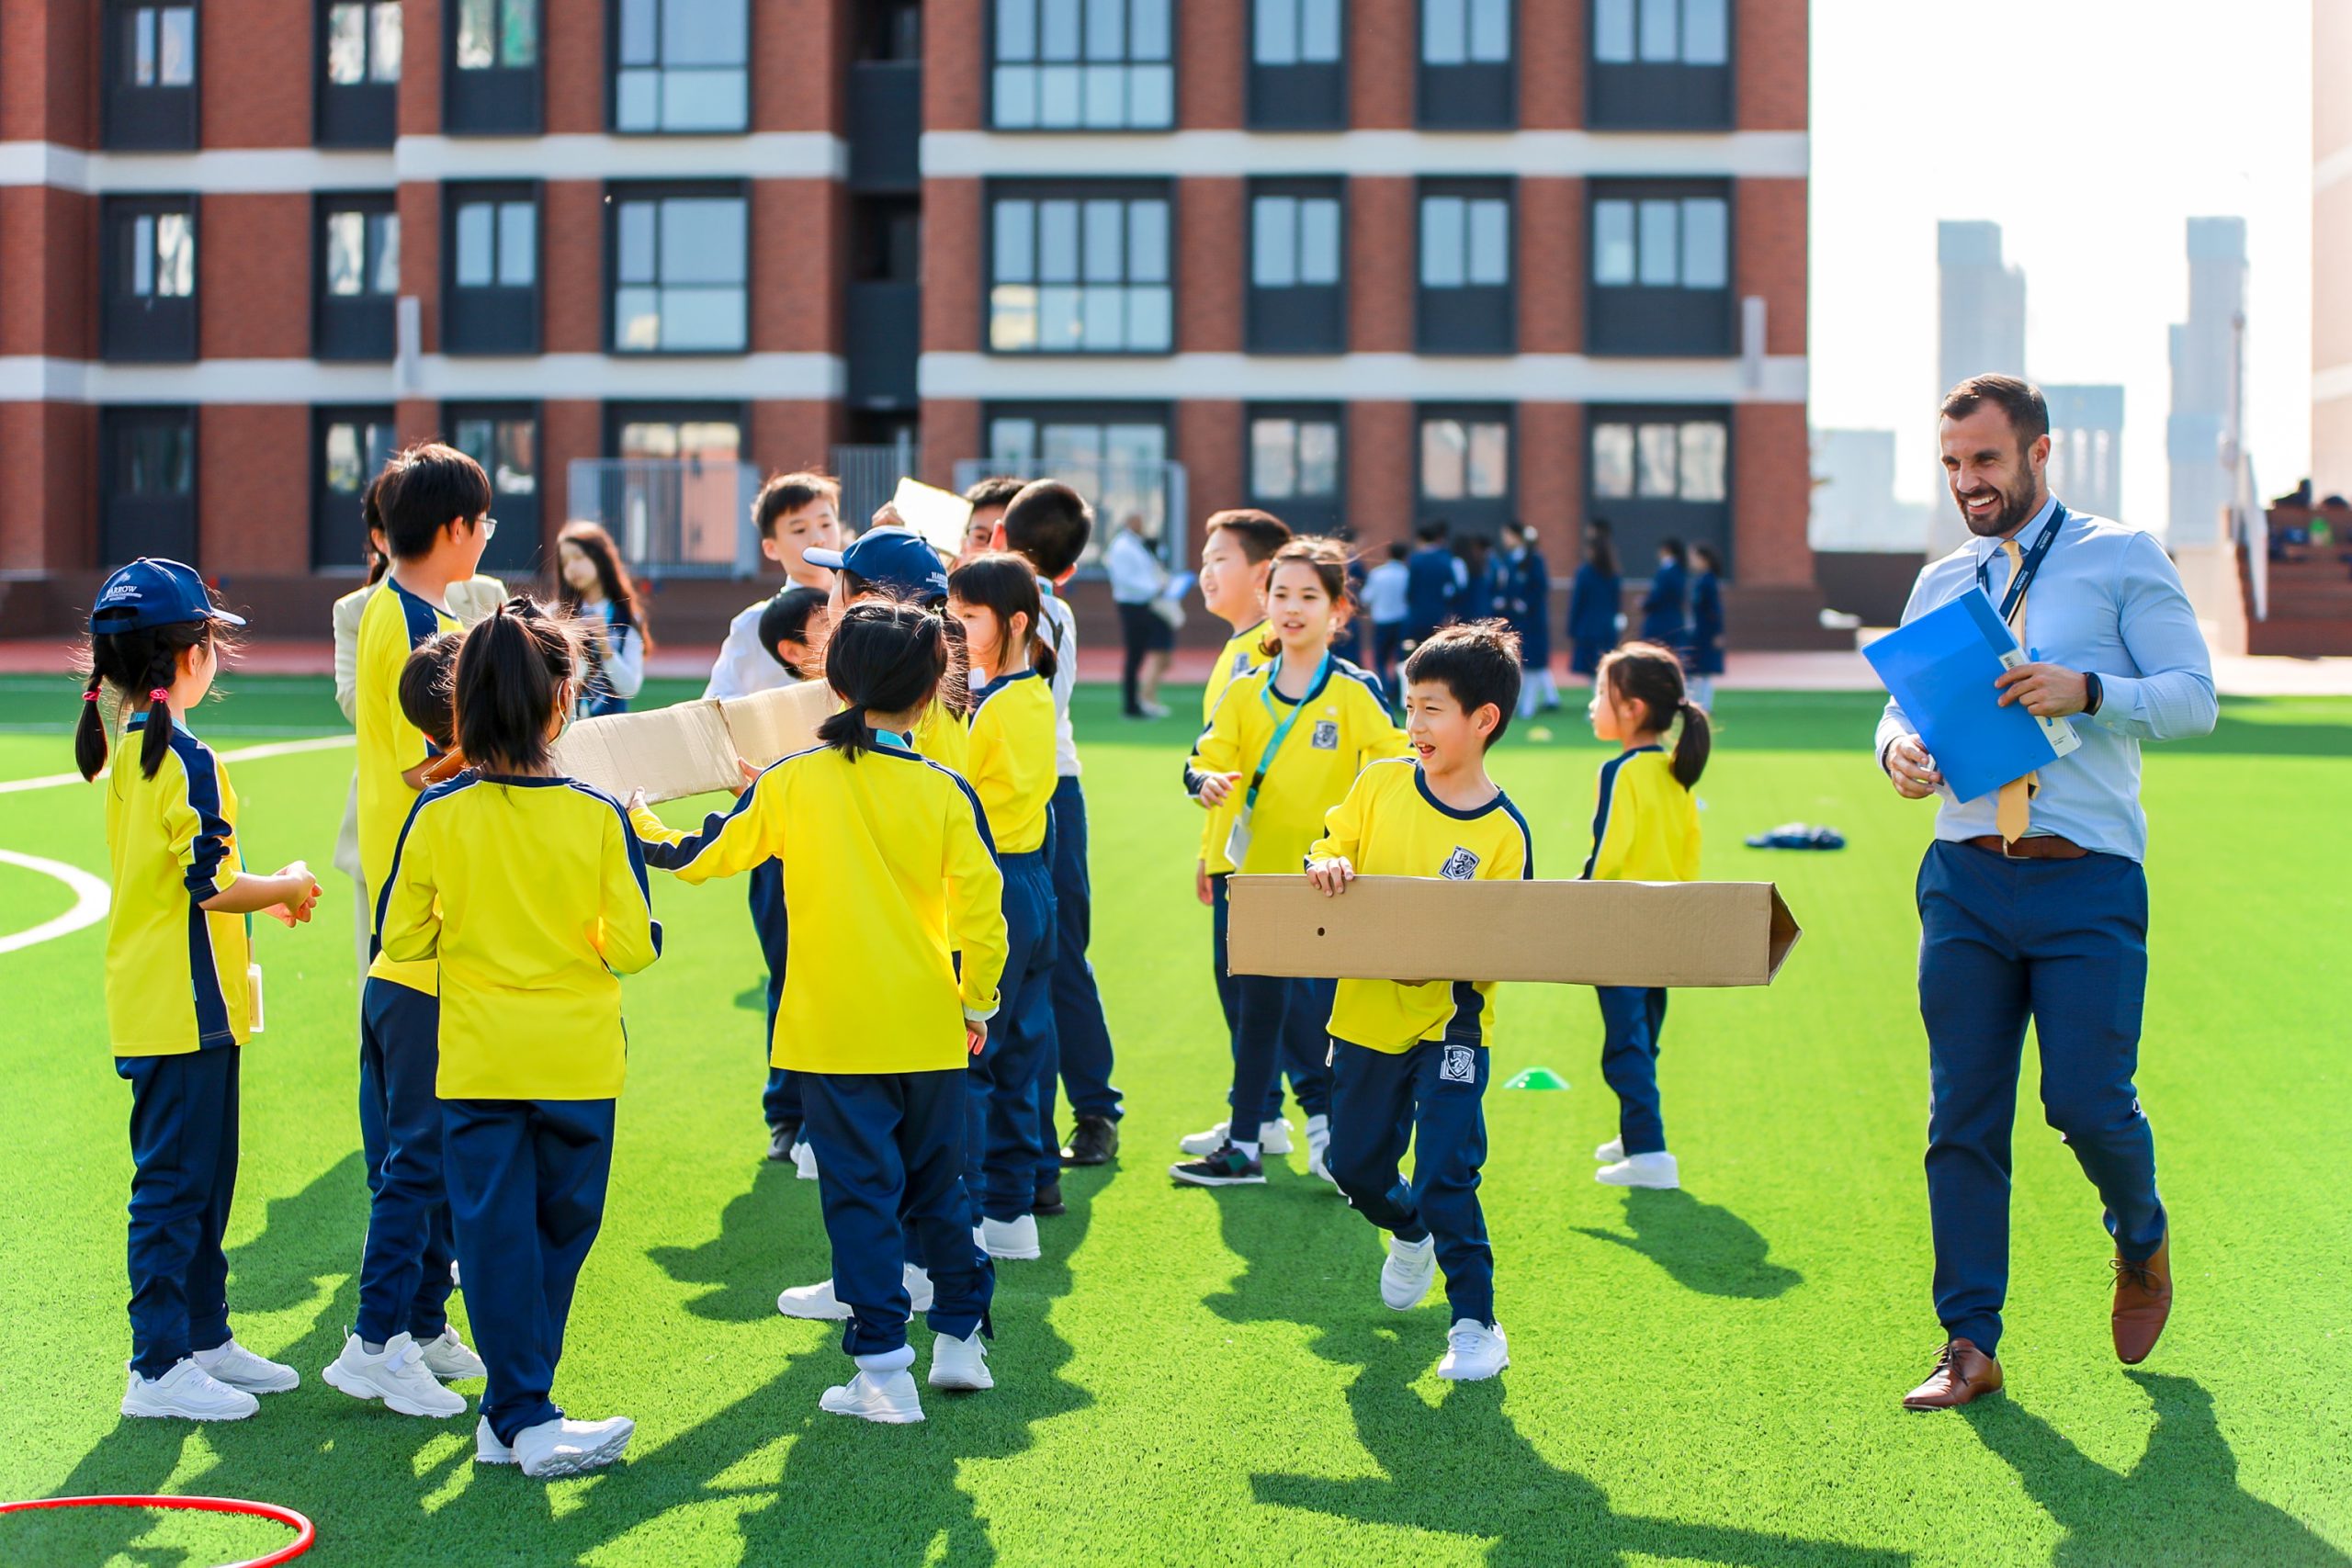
[970,668,1044,704]
[473,773,568,787]
[1413,764,1509,820]
[1263,650,1335,706]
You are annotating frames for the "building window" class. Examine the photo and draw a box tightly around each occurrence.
[102,407,200,563]
[608,185,749,354]
[315,194,399,360]
[448,403,543,572]
[1591,0,1731,127]
[1419,0,1513,130]
[1589,405,1732,569]
[446,0,540,133]
[1249,0,1345,129]
[105,2,199,149]
[613,0,750,133]
[990,0,1174,131]
[1417,405,1512,533]
[103,197,198,363]
[1417,179,1513,355]
[1248,404,1344,534]
[318,0,401,145]
[1588,181,1734,356]
[444,183,541,355]
[596,403,749,573]
[1247,180,1345,355]
[987,405,1173,558]
[988,184,1173,355]
[311,407,397,567]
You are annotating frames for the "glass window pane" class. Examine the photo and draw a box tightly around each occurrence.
[1043,422,1104,469]
[1468,0,1509,62]
[1298,197,1340,285]
[454,416,493,470]
[325,423,363,492]
[1592,423,1634,498]
[159,7,196,85]
[659,286,745,349]
[1126,284,1172,349]
[616,201,656,283]
[1080,285,1124,347]
[1594,0,1634,62]
[1131,0,1171,58]
[500,0,537,65]
[667,0,747,66]
[1037,284,1082,348]
[615,69,658,130]
[131,9,156,85]
[1467,198,1509,286]
[1081,64,1125,128]
[1126,198,1169,284]
[1420,419,1466,500]
[997,0,1037,61]
[1085,0,1124,59]
[1300,0,1341,59]
[1423,0,1464,64]
[372,3,404,81]
[1128,62,1173,126]
[1679,421,1726,501]
[457,0,494,68]
[155,213,194,297]
[496,420,537,491]
[1037,200,1080,283]
[992,64,1038,126]
[328,4,368,83]
[989,284,1039,351]
[1255,0,1297,65]
[1636,423,1679,496]
[1468,421,1509,497]
[1253,197,1296,288]
[1680,197,1727,288]
[372,212,401,294]
[993,198,1035,283]
[1252,418,1298,498]
[497,201,535,286]
[1637,199,1679,286]
[129,215,153,296]
[989,419,1037,465]
[455,202,492,286]
[1682,0,1727,63]
[325,211,365,296]
[660,198,745,285]
[671,69,747,130]
[1298,419,1340,495]
[1638,0,1676,61]
[1041,0,1081,59]
[1420,197,1464,288]
[1593,199,1634,285]
[1038,63,1083,125]
[618,0,657,64]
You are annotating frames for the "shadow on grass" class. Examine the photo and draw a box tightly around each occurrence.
[1198,1177,1905,1566]
[647,1159,828,1325]
[1962,1372,2350,1567]
[1572,1188,1803,1301]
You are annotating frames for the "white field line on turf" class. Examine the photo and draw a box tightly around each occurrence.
[0,733,354,795]
[0,849,110,954]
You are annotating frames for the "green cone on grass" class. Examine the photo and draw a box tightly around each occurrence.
[1502,1066,1570,1091]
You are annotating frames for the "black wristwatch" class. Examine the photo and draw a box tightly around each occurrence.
[2083,671,2103,716]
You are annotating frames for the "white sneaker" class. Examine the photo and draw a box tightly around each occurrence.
[475,1416,516,1465]
[980,1213,1041,1260]
[416,1328,486,1382]
[929,1330,993,1391]
[1438,1319,1509,1382]
[1141,700,1172,719]
[1594,1136,1623,1163]
[321,1332,466,1417]
[513,1415,635,1478]
[819,1369,925,1424]
[1179,1117,1291,1156]
[191,1337,299,1393]
[778,1263,934,1322]
[904,1264,935,1314]
[794,1140,820,1180]
[1596,1151,1679,1190]
[451,1259,461,1288]
[121,1359,258,1422]
[1380,1235,1438,1311]
[1305,1114,1337,1187]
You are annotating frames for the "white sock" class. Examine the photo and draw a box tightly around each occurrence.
[1232,1140,1261,1160]
[1305,1114,1329,1137]
[853,1345,917,1375]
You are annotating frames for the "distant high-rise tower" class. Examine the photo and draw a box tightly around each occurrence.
[2315,0,2352,500]
[1933,221,2029,553]
[2043,385,2126,520]
[2167,218,2248,546]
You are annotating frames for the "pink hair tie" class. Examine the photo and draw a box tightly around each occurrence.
[149,688,171,704]
[83,690,100,702]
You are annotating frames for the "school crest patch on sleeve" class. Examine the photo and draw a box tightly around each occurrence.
[1440,846,1480,880]
[1231,650,1253,676]
[1441,1043,1478,1084]
[1310,720,1340,750]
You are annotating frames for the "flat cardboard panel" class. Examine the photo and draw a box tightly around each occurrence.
[553,683,833,804]
[720,681,835,770]
[1226,875,1802,988]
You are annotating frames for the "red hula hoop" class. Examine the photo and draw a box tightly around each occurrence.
[0,1495,315,1567]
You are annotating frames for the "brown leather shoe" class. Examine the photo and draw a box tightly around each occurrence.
[2111,1233,2173,1365]
[1902,1338,2003,1410]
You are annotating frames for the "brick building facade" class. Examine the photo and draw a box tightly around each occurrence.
[0,0,1823,643]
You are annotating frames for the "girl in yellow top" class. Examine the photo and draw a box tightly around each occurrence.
[631,600,1009,1424]
[378,600,658,1478]
[1176,538,1409,1187]
[947,553,1063,1261]
[78,558,322,1423]
[1581,641,1710,1191]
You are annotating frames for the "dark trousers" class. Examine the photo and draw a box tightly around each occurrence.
[1917,841,2165,1358]
[750,859,799,1132]
[356,978,457,1346]
[968,850,1056,1222]
[1570,636,1613,677]
[1328,1037,1496,1326]
[442,1097,615,1445]
[1209,873,1332,1132]
[1115,602,1170,715]
[1046,777,1121,1137]
[801,1070,992,1355]
[1596,986,1669,1156]
[1373,622,1407,695]
[121,1046,240,1379]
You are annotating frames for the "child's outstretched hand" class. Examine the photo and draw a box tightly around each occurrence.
[268,862,321,927]
[1197,771,1239,807]
[1307,856,1354,897]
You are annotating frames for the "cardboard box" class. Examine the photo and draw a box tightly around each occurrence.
[1225,874,1802,988]
[553,681,835,803]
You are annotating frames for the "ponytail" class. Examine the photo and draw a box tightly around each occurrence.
[453,597,579,775]
[1599,639,1708,789]
[820,600,950,760]
[1669,697,1712,789]
[73,671,108,782]
[76,620,218,781]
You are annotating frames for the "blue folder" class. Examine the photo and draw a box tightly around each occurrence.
[1864,592,2079,804]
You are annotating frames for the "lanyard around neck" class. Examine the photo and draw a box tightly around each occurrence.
[1244,649,1332,813]
[1975,502,2066,625]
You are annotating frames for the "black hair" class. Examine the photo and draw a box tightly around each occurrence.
[1691,544,1722,574]
[1385,540,1409,561]
[361,470,390,586]
[1418,521,1451,544]
[815,599,951,761]
[1600,640,1711,788]
[1500,519,1527,544]
[962,475,1026,513]
[1586,529,1621,577]
[1203,508,1292,566]
[377,442,492,562]
[1659,536,1685,557]
[1001,479,1092,579]
[453,597,580,776]
[752,470,842,540]
[1941,373,2051,447]
[76,618,224,782]
[397,629,465,752]
[555,519,653,649]
[947,551,1058,682]
[1257,537,1352,658]
[758,584,829,677]
[1404,620,1523,749]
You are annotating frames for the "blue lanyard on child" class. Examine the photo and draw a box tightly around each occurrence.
[1242,649,1331,815]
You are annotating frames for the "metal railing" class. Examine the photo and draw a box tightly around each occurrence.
[566,458,762,578]
[831,443,924,535]
[950,456,1189,574]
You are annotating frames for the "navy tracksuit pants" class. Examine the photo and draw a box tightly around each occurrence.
[969,849,1057,1222]
[121,1046,241,1379]
[1043,776,1122,1145]
[1209,873,1332,1135]
[1596,986,1669,1156]
[750,859,800,1133]
[1328,1037,1496,1326]
[1917,841,2165,1359]
[800,1070,993,1355]
[442,1097,615,1446]
[356,977,458,1347]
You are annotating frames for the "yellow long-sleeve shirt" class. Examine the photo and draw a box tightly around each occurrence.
[965,669,1057,855]
[1188,652,1409,876]
[1193,619,1268,874]
[356,577,459,995]
[104,716,252,1055]
[1580,745,1702,883]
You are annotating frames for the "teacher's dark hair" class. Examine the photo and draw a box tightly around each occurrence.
[1600,640,1710,789]
[1941,374,2050,447]
[817,599,950,761]
[454,597,580,775]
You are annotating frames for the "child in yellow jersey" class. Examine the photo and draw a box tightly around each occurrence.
[1307,624,1532,1382]
[631,601,1009,1424]
[947,553,1062,1262]
[77,559,322,1423]
[377,601,660,1477]
[1582,641,1710,1192]
[1175,538,1410,1188]
[1178,509,1337,1164]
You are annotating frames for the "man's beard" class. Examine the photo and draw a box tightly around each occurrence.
[1957,478,2041,539]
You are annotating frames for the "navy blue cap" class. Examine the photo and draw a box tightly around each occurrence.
[89,558,246,634]
[806,527,949,602]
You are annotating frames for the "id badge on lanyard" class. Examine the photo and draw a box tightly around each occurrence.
[1225,649,1329,868]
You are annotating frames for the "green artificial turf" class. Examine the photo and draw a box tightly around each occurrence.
[0,672,2346,1567]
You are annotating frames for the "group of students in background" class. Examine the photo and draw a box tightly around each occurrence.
[81,447,1717,1464]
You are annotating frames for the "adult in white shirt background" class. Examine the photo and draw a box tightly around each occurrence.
[1359,541,1412,696]
[1105,513,1174,719]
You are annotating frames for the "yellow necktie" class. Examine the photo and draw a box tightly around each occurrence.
[1995,538,2036,845]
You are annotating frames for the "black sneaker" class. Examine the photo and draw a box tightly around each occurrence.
[1034,1179,1067,1216]
[1169,1144,1265,1187]
[1063,1115,1120,1167]
[766,1122,800,1164]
